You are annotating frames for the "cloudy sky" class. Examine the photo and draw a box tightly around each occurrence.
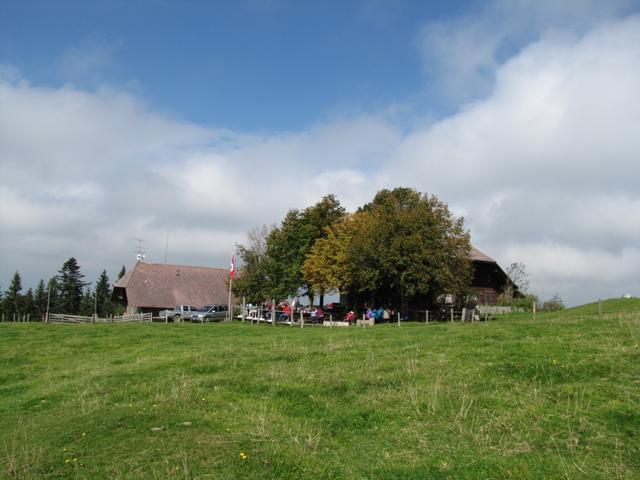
[1,0,639,306]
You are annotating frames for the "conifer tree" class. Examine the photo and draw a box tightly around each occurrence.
[47,276,60,315]
[34,279,48,320]
[24,288,35,319]
[57,258,88,314]
[79,288,95,317]
[117,265,126,280]
[4,271,23,317]
[95,270,113,317]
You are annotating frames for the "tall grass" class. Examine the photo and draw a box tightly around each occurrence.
[1,300,638,479]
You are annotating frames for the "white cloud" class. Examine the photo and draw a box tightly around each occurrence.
[59,36,124,83]
[1,12,639,306]
[418,0,636,103]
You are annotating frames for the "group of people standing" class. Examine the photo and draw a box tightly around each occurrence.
[365,306,396,323]
[343,306,397,323]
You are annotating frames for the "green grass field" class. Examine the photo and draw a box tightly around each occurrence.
[1,299,639,479]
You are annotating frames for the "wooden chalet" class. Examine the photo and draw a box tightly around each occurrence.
[469,247,517,304]
[113,262,232,315]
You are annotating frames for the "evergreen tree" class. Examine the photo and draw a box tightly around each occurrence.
[79,288,95,317]
[57,258,88,314]
[4,271,23,317]
[34,279,48,321]
[95,270,114,317]
[117,265,126,280]
[24,288,35,320]
[47,276,60,315]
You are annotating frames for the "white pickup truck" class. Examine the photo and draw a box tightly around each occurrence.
[158,305,199,323]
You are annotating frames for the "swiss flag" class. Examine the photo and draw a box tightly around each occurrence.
[229,254,235,279]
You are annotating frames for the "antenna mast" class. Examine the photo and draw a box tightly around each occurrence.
[134,238,147,262]
[164,232,169,264]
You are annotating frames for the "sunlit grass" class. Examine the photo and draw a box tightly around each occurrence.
[1,300,638,478]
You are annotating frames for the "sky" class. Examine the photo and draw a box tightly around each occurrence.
[1,0,639,307]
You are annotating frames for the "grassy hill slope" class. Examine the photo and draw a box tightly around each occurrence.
[1,302,638,479]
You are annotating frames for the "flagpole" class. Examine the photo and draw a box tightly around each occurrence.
[227,250,235,322]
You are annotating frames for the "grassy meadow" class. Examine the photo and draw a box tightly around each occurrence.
[1,299,639,479]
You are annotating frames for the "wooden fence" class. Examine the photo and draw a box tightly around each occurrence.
[48,313,152,324]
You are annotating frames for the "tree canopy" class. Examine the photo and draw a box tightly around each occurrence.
[234,195,346,305]
[57,257,89,315]
[303,188,472,310]
[236,188,471,310]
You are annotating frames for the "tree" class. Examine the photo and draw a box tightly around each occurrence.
[4,271,23,317]
[502,262,530,302]
[262,195,346,305]
[79,288,95,317]
[235,195,346,305]
[24,288,35,319]
[233,225,273,304]
[117,265,126,280]
[57,258,89,315]
[303,188,472,312]
[543,294,564,312]
[47,276,61,315]
[95,270,114,317]
[34,279,48,321]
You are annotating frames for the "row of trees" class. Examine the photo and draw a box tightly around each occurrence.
[1,258,126,320]
[233,188,473,311]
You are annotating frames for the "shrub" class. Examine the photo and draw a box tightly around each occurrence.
[542,294,565,312]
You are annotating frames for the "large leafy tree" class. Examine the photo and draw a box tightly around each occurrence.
[263,195,346,304]
[233,225,273,304]
[235,195,345,305]
[304,188,472,311]
[57,257,89,315]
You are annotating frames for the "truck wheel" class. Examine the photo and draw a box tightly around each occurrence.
[174,315,182,323]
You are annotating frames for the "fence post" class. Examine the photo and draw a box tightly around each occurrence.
[242,296,246,322]
[300,310,304,329]
[397,311,400,327]
[425,310,429,324]
[271,300,275,327]
[598,299,602,315]
[462,308,466,323]
[450,308,453,322]
[362,313,366,329]
[532,301,536,321]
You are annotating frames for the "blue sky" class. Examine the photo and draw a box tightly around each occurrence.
[1,0,479,130]
[1,0,640,306]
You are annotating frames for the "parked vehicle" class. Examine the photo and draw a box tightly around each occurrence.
[191,304,229,322]
[158,305,199,323]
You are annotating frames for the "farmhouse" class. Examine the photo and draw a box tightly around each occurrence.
[341,246,517,309]
[468,247,516,304]
[113,262,232,315]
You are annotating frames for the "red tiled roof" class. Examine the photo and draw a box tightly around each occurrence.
[470,247,495,263]
[114,262,231,309]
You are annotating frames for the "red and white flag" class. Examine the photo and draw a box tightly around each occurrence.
[229,254,235,279]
